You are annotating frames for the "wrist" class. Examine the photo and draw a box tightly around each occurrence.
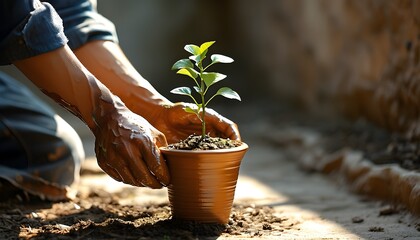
[123,87,173,123]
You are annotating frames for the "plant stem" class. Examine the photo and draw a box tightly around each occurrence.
[200,76,206,139]
[199,62,206,139]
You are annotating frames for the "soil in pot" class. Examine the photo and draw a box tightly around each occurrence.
[165,134,242,150]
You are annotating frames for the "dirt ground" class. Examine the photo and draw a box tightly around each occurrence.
[1,104,420,239]
[0,153,298,240]
[0,195,296,239]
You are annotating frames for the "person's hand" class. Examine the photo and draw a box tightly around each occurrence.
[148,102,241,144]
[92,101,169,188]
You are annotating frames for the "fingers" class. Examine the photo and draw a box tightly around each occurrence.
[95,131,166,188]
[116,137,164,188]
[137,132,170,186]
[99,162,122,181]
[160,103,241,142]
[154,130,168,148]
[219,120,241,140]
[95,144,123,182]
[206,108,241,141]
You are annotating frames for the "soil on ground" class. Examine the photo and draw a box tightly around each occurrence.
[320,122,420,171]
[268,109,420,172]
[0,192,296,239]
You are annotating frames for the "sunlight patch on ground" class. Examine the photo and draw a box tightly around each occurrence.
[234,175,288,204]
[78,173,168,205]
[235,175,360,239]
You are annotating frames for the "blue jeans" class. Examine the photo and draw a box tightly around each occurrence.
[0,72,84,200]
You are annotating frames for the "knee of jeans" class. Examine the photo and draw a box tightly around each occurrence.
[54,114,85,176]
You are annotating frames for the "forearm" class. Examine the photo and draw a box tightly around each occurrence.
[13,45,116,130]
[74,40,172,123]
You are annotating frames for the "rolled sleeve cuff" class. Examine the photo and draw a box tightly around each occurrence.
[0,2,68,65]
[56,0,119,50]
[65,11,118,50]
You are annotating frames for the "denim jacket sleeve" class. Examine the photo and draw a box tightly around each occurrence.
[0,0,118,66]
[48,0,119,50]
[0,0,68,65]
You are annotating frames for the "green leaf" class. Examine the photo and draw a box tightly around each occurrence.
[184,44,200,55]
[176,68,198,79]
[184,106,198,114]
[189,55,200,64]
[170,87,192,96]
[197,103,203,112]
[189,51,207,65]
[193,86,201,93]
[215,87,241,101]
[201,72,227,87]
[199,41,215,53]
[172,59,193,70]
[211,54,234,64]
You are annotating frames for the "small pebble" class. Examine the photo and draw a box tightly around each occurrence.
[352,216,364,223]
[262,223,272,230]
[379,206,398,216]
[369,226,384,232]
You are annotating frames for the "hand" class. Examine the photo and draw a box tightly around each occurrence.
[92,101,169,188]
[149,102,241,144]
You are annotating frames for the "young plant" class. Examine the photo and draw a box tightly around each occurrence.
[171,41,241,139]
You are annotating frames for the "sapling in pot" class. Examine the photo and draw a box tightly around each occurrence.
[168,40,242,150]
[160,41,248,224]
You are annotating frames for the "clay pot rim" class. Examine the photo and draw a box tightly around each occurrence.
[160,142,248,154]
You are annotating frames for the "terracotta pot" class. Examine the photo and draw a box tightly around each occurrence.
[160,143,248,224]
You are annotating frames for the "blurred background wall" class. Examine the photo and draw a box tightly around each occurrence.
[98,0,420,136]
[96,0,256,105]
[97,0,420,138]
[0,0,418,139]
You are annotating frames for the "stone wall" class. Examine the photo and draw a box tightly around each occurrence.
[230,0,420,137]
